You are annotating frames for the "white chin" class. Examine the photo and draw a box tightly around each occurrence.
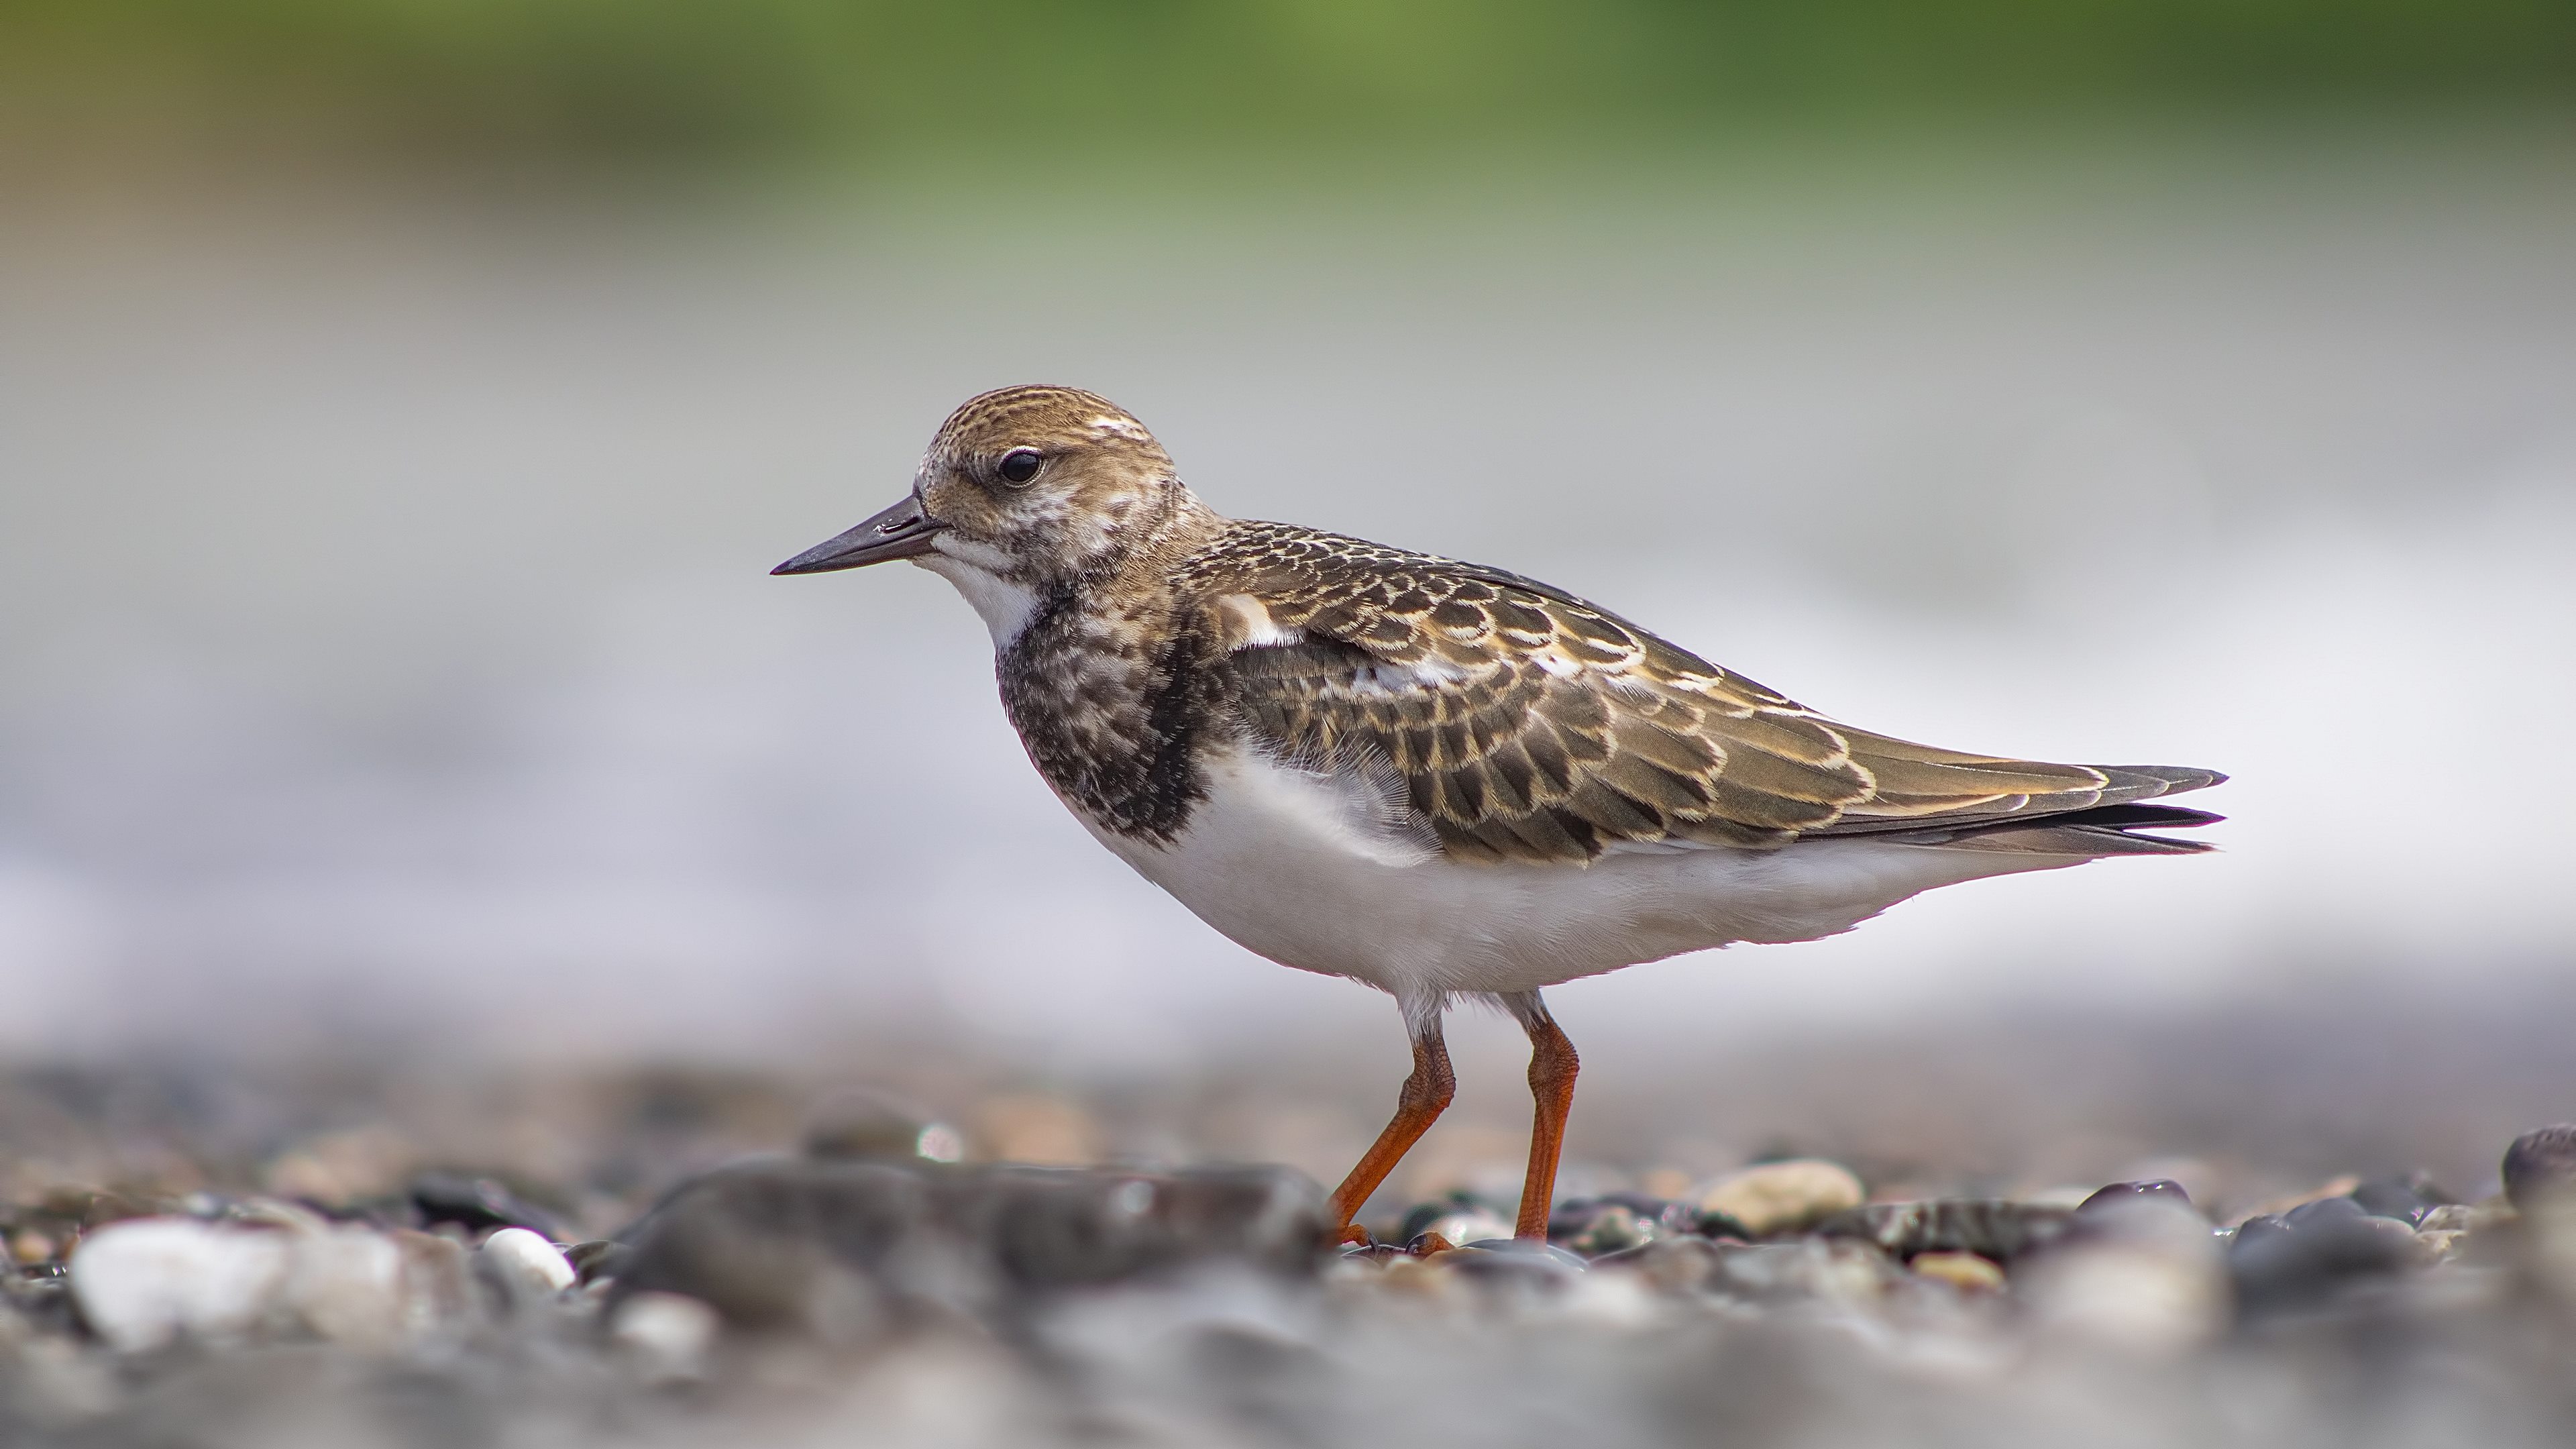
[916,543,1041,649]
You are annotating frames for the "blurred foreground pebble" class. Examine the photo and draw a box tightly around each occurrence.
[13,1105,2576,1446]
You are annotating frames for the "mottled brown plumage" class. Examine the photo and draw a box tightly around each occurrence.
[1175,522,2220,865]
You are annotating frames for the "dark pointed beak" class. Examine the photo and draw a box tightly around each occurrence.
[771,494,946,575]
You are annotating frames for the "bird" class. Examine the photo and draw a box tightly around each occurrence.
[774,384,2223,1245]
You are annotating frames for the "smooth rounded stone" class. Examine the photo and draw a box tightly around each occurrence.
[2068,1189,2219,1250]
[2019,1236,2229,1352]
[1426,1238,1587,1293]
[2077,1180,2197,1217]
[1910,1250,2006,1293]
[1556,1262,1666,1326]
[1558,1202,1658,1258]
[1398,1194,1513,1248]
[1591,1235,1726,1295]
[1695,1160,1864,1238]
[2416,1228,2470,1261]
[1548,1193,1694,1247]
[1703,1238,1904,1307]
[69,1218,291,1352]
[1816,1199,2077,1263]
[564,1238,631,1285]
[1421,1207,1514,1249]
[610,1157,1328,1338]
[610,1290,722,1384]
[2015,1187,2226,1350]
[478,1226,577,1298]
[2413,1201,2508,1236]
[2229,1197,2426,1320]
[407,1172,569,1242]
[388,1230,477,1340]
[963,1163,1329,1290]
[2349,1172,2457,1226]
[278,1226,408,1349]
[610,1159,947,1338]
[801,1087,965,1164]
[2503,1125,2576,1210]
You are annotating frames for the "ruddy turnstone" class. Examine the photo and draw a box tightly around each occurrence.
[775,384,2223,1242]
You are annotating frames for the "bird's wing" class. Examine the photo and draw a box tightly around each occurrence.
[1186,523,2220,866]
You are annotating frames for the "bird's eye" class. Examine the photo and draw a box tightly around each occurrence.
[996,448,1043,486]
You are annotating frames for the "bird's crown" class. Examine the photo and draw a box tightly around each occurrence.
[914,384,1201,584]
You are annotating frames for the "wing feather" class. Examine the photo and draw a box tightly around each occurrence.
[1185,522,2221,865]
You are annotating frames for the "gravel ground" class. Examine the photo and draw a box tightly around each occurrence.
[7,1015,2576,1449]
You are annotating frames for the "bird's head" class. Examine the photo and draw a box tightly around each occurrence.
[773,384,1193,644]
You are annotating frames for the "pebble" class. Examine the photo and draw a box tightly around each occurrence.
[68,1218,291,1352]
[389,1229,476,1338]
[1695,1160,1864,1237]
[1817,1199,2076,1262]
[2412,1201,2499,1234]
[1398,1194,1513,1248]
[564,1238,631,1284]
[610,1291,722,1383]
[1426,1238,1587,1295]
[479,1226,577,1297]
[2017,1184,2228,1350]
[2229,1196,2424,1320]
[1558,1202,1657,1257]
[609,1157,1328,1338]
[2077,1180,2198,1216]
[2021,1237,2229,1352]
[969,1163,1327,1289]
[1592,1235,1725,1295]
[2502,1125,2576,1210]
[409,1172,569,1242]
[2415,1228,2469,1261]
[2349,1172,2455,1226]
[1909,1250,2005,1293]
[612,1158,938,1338]
[280,1225,408,1349]
[801,1087,965,1164]
[1704,1237,1904,1307]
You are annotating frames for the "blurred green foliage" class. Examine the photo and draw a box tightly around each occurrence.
[7,0,2573,167]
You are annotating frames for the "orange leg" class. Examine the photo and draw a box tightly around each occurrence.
[1328,1018,1454,1241]
[1507,992,1579,1240]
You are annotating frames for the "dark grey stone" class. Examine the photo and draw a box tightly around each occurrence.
[2229,1197,2422,1320]
[606,1157,1328,1336]
[407,1172,568,1242]
[2078,1180,2197,1217]
[949,1163,1326,1291]
[1816,1199,2078,1262]
[1442,1237,1587,1291]
[800,1087,945,1162]
[1397,1191,1503,1245]
[2349,1172,2456,1226]
[2503,1125,2576,1210]
[610,1157,946,1335]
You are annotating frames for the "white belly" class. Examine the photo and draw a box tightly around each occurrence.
[1080,745,2083,1004]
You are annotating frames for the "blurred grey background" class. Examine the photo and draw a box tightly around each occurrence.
[2,1,2573,1203]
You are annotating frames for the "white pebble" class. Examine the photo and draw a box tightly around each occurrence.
[1696,1160,1865,1236]
[610,1291,722,1383]
[479,1227,577,1295]
[283,1227,407,1348]
[2020,1240,2228,1354]
[1423,1208,1515,1248]
[69,1218,290,1352]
